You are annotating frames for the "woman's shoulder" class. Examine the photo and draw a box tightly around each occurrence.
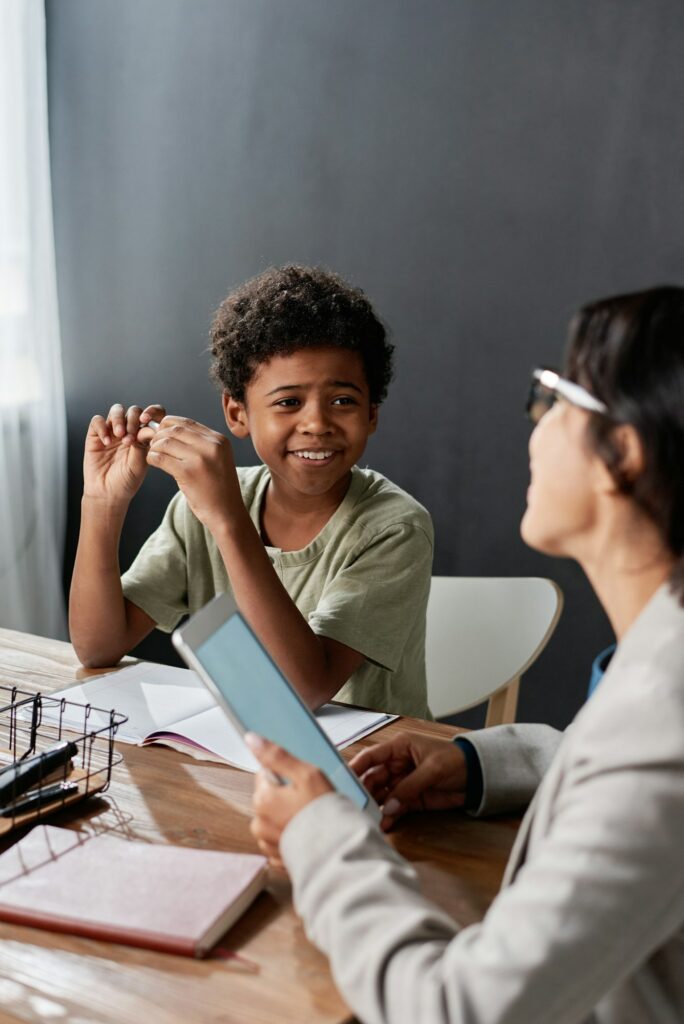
[569,585,684,769]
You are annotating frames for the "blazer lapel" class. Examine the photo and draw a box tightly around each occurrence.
[501,788,539,887]
[501,743,568,888]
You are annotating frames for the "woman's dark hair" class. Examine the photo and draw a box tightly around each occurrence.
[565,285,684,601]
[209,265,393,405]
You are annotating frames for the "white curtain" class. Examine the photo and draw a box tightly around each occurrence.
[0,0,67,638]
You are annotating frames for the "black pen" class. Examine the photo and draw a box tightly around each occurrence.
[0,741,78,806]
[0,780,79,818]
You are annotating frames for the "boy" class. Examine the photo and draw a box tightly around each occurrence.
[69,265,433,716]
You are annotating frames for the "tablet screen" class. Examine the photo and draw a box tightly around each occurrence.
[194,612,371,810]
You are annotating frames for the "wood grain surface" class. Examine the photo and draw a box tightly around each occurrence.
[0,628,518,1024]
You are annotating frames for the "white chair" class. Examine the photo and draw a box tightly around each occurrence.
[426,577,563,725]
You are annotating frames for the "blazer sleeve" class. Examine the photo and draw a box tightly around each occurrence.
[462,723,562,816]
[281,702,684,1024]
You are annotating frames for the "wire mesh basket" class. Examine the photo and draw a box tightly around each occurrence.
[0,684,127,835]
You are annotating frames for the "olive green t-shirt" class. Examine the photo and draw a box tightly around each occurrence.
[121,465,434,718]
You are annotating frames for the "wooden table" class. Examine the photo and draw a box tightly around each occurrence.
[0,628,519,1024]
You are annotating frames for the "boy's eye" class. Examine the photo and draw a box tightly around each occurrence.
[272,395,358,409]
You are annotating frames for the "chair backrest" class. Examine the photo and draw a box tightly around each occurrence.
[426,577,563,724]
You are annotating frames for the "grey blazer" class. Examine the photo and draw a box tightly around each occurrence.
[281,583,684,1024]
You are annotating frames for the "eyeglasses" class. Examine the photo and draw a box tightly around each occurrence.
[526,368,609,425]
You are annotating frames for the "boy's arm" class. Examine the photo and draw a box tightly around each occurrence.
[69,497,156,667]
[213,513,365,706]
[69,404,163,667]
[140,416,364,707]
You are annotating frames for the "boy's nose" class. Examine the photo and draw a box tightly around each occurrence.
[298,403,333,434]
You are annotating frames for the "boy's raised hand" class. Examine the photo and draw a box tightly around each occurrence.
[349,732,468,832]
[139,415,243,533]
[84,403,166,503]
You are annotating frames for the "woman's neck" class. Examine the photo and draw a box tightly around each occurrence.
[578,510,675,640]
[587,559,673,640]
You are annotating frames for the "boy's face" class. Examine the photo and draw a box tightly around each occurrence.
[223,346,377,501]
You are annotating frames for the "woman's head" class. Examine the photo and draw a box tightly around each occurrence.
[523,286,684,600]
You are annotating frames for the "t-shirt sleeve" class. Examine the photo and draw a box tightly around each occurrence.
[120,492,189,633]
[307,521,433,672]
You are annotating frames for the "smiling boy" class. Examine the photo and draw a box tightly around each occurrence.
[69,266,433,716]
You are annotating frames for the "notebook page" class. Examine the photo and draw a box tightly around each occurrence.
[40,664,214,742]
[144,703,396,771]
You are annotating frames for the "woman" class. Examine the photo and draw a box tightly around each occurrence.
[248,286,684,1023]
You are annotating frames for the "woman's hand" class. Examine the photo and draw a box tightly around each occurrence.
[350,732,468,831]
[139,415,244,534]
[248,734,333,869]
[83,403,166,504]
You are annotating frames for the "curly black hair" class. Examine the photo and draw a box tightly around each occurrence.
[209,265,394,404]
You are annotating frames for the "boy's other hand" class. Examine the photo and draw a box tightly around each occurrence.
[142,415,243,533]
[84,403,167,504]
[248,734,333,869]
[349,732,467,832]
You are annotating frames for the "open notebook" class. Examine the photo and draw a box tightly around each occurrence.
[44,663,396,772]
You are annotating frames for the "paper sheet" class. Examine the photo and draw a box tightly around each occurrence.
[45,663,396,772]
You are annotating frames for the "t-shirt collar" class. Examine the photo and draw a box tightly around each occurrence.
[250,464,368,566]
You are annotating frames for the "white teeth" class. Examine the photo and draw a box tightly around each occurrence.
[292,450,334,461]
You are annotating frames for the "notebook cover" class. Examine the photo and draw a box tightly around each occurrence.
[0,825,268,958]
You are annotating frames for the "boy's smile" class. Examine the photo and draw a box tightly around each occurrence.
[289,449,338,465]
[223,346,377,509]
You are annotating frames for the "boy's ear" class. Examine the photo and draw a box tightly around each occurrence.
[368,403,379,436]
[223,392,250,438]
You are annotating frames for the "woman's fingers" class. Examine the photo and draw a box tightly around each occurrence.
[359,762,391,790]
[383,756,452,810]
[250,813,282,849]
[358,763,404,803]
[247,734,314,785]
[349,734,412,777]
[379,790,466,833]
[251,821,284,868]
[379,747,468,831]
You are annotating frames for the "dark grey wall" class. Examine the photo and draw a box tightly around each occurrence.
[47,0,684,729]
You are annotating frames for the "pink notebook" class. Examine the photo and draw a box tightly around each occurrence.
[0,825,267,958]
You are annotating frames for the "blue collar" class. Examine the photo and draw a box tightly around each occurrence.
[587,644,616,698]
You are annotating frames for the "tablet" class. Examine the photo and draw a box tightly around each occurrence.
[172,593,380,820]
